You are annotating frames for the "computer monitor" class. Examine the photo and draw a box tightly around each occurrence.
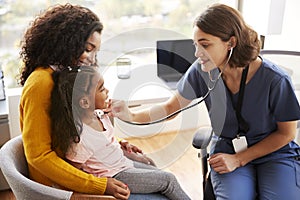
[156,39,196,87]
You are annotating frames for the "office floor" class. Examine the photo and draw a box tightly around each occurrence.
[126,128,203,200]
[0,128,203,200]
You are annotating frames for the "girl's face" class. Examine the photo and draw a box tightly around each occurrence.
[91,74,109,110]
[78,31,101,66]
[193,26,229,72]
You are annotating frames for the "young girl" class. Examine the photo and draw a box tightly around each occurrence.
[49,66,190,200]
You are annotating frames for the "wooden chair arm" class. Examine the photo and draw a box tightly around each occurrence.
[70,193,117,200]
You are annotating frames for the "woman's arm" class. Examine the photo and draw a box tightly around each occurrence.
[238,120,297,165]
[209,120,297,174]
[111,91,192,123]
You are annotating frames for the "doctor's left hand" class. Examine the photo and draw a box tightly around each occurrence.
[208,153,242,174]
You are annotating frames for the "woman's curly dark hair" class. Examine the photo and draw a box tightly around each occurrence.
[50,66,98,155]
[194,4,261,68]
[19,3,103,86]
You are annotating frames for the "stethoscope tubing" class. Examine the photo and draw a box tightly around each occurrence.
[117,48,232,126]
[118,83,212,126]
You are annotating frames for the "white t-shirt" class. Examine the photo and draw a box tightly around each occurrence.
[65,115,134,177]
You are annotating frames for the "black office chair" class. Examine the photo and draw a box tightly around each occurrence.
[192,126,215,200]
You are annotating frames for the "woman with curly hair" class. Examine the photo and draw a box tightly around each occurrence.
[19,4,166,200]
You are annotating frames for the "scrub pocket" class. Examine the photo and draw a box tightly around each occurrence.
[294,156,300,188]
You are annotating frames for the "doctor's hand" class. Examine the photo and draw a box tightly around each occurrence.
[208,153,242,174]
[107,100,133,122]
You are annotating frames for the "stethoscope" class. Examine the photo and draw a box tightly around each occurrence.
[97,48,233,126]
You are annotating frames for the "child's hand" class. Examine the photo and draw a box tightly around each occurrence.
[120,140,157,167]
[119,140,143,154]
[122,148,156,167]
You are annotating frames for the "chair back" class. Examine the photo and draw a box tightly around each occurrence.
[0,135,72,200]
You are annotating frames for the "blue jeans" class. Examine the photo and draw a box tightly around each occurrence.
[211,157,300,200]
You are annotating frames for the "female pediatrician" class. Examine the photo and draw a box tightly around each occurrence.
[111,4,300,200]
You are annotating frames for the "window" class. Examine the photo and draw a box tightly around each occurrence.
[242,0,300,51]
[1,0,233,88]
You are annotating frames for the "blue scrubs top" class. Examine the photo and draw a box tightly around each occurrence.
[177,58,300,163]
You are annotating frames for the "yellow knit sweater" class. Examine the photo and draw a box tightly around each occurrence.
[19,67,107,194]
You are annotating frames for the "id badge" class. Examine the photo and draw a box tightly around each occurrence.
[232,136,248,153]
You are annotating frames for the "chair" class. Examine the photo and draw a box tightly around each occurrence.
[259,50,300,90]
[0,135,168,200]
[192,127,215,200]
[0,135,116,200]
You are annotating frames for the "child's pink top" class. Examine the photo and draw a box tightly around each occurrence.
[65,115,134,177]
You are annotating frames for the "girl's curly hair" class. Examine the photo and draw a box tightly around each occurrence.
[19,4,103,86]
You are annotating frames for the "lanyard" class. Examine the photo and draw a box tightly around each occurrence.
[231,65,249,135]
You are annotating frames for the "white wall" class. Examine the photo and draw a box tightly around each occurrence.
[242,0,300,51]
[6,88,22,138]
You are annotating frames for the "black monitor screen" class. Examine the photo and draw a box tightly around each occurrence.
[157,39,196,82]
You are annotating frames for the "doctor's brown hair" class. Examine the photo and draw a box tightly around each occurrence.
[194,4,261,68]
